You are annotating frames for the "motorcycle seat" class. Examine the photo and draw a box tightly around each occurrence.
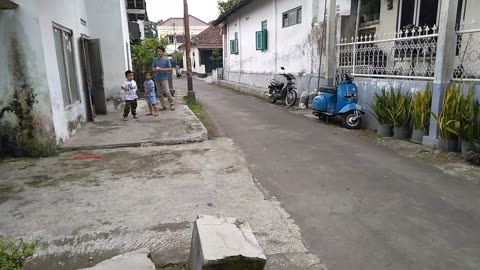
[270,80,284,88]
[319,86,337,94]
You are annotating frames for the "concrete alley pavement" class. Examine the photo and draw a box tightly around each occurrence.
[182,77,480,270]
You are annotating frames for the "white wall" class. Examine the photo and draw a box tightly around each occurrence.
[86,0,132,98]
[224,0,318,76]
[182,47,201,73]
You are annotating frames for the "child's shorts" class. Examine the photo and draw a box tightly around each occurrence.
[146,96,156,105]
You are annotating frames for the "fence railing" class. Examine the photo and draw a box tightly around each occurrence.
[454,19,480,81]
[336,25,438,80]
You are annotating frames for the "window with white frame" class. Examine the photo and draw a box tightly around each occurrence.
[398,0,440,31]
[53,24,80,106]
[282,6,302,28]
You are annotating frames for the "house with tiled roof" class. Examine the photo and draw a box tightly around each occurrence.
[157,15,209,54]
[179,25,223,74]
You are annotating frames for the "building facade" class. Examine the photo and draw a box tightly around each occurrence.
[214,0,480,145]
[157,15,210,54]
[0,0,132,145]
[179,25,223,74]
[126,0,147,44]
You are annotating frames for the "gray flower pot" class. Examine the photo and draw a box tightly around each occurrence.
[377,124,392,137]
[461,142,471,158]
[393,127,408,139]
[437,138,458,152]
[411,129,427,144]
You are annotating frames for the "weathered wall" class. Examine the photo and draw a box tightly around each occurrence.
[36,0,91,142]
[1,0,131,145]
[0,2,56,144]
[86,0,132,98]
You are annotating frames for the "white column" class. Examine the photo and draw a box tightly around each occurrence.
[423,0,459,147]
[325,0,337,86]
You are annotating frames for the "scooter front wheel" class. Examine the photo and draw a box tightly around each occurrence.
[342,111,362,129]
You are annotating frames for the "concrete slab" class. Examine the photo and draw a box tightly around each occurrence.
[78,249,154,270]
[189,215,266,270]
[0,138,317,269]
[62,99,207,150]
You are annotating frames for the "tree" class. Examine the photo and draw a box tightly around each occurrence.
[217,0,240,14]
[130,37,169,89]
[209,48,223,68]
[172,50,184,68]
[144,21,158,39]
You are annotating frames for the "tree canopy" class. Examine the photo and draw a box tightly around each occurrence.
[217,0,240,14]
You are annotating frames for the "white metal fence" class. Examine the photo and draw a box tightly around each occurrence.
[336,26,438,80]
[454,19,480,81]
[337,21,480,82]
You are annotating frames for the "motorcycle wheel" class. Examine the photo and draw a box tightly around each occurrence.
[342,111,362,129]
[285,90,297,107]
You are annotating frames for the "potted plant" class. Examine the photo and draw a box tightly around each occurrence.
[447,83,475,156]
[431,83,463,152]
[464,100,480,158]
[388,89,412,139]
[371,88,392,137]
[411,83,432,143]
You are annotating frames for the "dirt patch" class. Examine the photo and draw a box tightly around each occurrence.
[148,222,191,233]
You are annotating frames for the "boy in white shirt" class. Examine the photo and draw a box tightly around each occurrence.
[121,70,138,121]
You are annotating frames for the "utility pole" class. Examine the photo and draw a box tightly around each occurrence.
[183,0,195,100]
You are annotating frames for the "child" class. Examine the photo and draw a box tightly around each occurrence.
[121,70,138,121]
[144,72,158,116]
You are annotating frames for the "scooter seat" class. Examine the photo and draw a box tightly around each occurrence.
[319,86,337,94]
[270,80,284,88]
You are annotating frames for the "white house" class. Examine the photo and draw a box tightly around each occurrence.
[214,0,480,146]
[0,0,132,145]
[157,15,210,54]
[179,25,223,74]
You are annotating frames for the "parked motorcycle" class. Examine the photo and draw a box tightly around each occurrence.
[311,74,365,129]
[265,67,297,107]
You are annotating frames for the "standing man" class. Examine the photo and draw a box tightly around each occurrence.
[152,46,175,111]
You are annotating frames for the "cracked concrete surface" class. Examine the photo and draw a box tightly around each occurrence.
[0,138,319,269]
[62,100,207,150]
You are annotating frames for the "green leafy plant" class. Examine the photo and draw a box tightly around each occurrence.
[412,82,432,131]
[431,83,463,139]
[217,0,240,14]
[446,83,475,141]
[131,37,169,89]
[209,49,223,68]
[370,88,393,126]
[0,237,40,270]
[388,88,412,128]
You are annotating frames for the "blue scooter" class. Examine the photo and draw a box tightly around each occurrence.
[311,75,365,129]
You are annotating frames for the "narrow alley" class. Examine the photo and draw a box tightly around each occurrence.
[180,78,480,270]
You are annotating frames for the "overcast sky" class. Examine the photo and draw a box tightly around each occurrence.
[146,0,220,23]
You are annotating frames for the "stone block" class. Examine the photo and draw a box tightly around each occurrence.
[189,215,266,270]
[78,249,155,270]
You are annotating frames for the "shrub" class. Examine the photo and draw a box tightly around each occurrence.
[0,237,39,270]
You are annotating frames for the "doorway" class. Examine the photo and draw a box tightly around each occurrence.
[79,36,106,121]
